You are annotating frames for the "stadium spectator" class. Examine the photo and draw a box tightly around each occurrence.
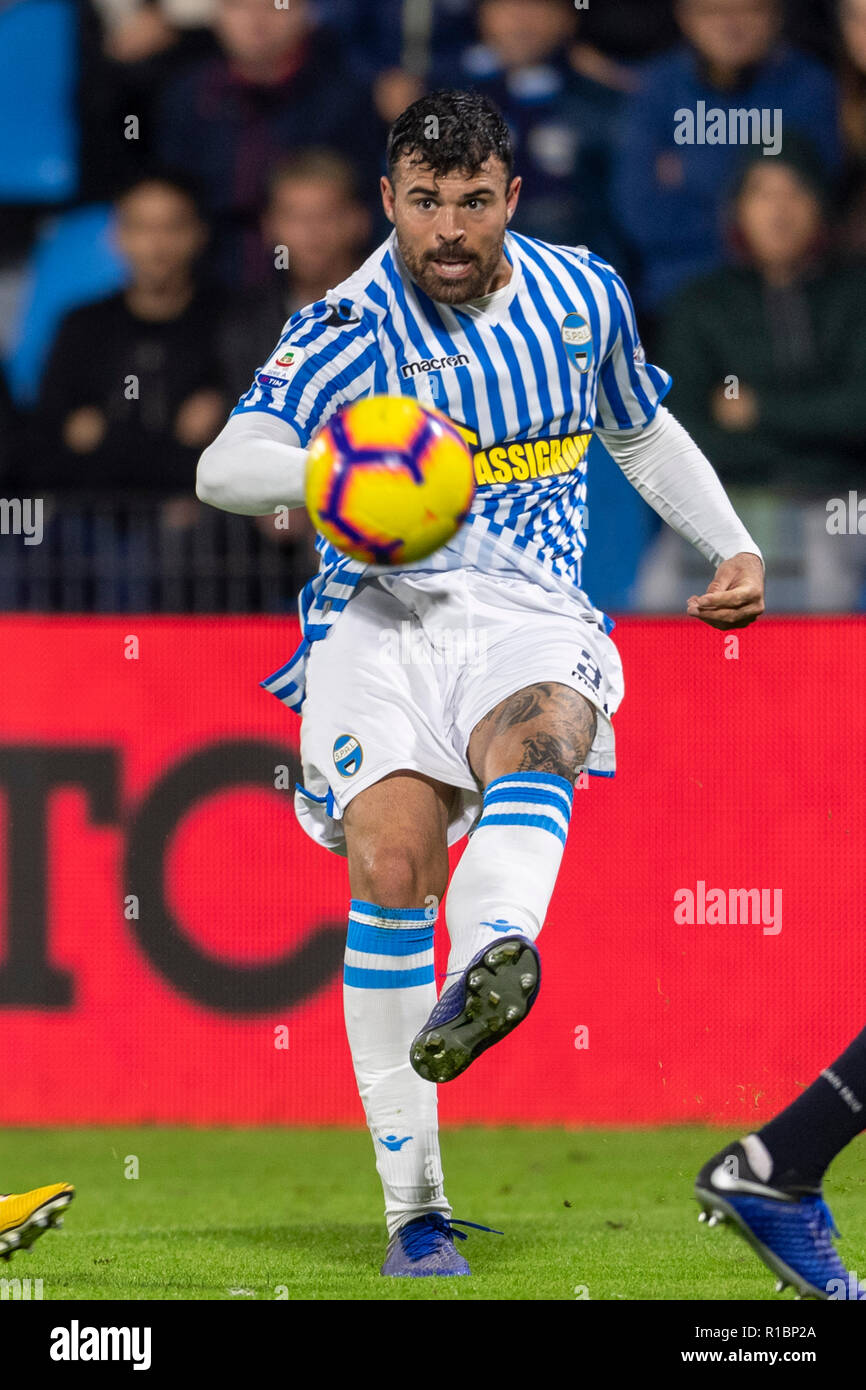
[837,0,866,255]
[448,0,625,257]
[28,174,225,497]
[97,0,216,63]
[315,0,477,116]
[154,0,382,286]
[614,0,842,316]
[217,149,371,583]
[219,151,372,406]
[96,0,221,186]
[646,142,866,612]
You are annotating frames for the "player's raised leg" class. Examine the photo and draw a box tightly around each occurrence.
[342,771,474,1275]
[695,1025,866,1299]
[411,683,595,1083]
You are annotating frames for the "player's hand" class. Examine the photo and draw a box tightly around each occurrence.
[687,552,765,630]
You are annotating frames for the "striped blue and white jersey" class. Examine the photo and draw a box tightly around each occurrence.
[237,230,671,713]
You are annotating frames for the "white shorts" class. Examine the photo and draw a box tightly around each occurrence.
[295,567,625,855]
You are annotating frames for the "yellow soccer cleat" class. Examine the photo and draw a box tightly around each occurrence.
[0,1184,74,1260]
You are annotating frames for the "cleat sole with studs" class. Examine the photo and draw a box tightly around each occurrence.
[410,937,540,1083]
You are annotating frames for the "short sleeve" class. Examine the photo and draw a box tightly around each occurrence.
[594,268,672,432]
[231,299,378,446]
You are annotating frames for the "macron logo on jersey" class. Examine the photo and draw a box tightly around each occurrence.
[400,353,471,378]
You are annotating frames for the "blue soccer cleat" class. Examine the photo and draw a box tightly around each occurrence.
[380,1213,503,1277]
[695,1139,866,1300]
[410,936,540,1083]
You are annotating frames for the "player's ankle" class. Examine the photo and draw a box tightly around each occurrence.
[743,1133,824,1195]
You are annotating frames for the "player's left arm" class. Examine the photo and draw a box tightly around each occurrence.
[592,263,764,631]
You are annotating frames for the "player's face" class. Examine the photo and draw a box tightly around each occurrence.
[841,0,866,72]
[264,178,370,284]
[736,164,822,268]
[114,186,206,289]
[382,157,521,304]
[217,0,308,65]
[676,0,779,70]
[479,0,575,70]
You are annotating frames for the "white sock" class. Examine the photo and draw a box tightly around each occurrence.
[445,772,573,981]
[343,899,451,1238]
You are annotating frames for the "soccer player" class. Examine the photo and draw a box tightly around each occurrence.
[696,1026,866,1298]
[0,1183,74,1260]
[197,90,765,1277]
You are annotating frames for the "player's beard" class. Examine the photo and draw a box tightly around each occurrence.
[397,233,505,305]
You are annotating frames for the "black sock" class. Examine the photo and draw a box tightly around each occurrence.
[756,1026,866,1189]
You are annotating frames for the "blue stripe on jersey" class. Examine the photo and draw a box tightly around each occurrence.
[608,282,654,423]
[511,253,573,425]
[303,343,379,434]
[507,292,554,429]
[384,256,480,427]
[490,320,532,439]
[254,231,669,714]
[448,309,509,443]
[367,276,420,396]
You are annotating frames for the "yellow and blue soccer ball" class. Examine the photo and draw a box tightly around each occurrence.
[305,395,475,564]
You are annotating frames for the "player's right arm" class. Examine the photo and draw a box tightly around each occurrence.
[196,300,376,516]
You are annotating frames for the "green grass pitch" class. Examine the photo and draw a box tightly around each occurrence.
[2,1127,864,1300]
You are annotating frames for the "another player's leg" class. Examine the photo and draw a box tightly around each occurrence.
[343,771,495,1275]
[696,1026,866,1298]
[0,1183,74,1260]
[411,683,594,1083]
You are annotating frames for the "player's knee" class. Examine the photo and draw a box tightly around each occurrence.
[350,840,446,910]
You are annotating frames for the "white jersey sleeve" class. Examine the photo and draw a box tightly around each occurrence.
[198,295,380,515]
[196,411,309,515]
[598,406,763,568]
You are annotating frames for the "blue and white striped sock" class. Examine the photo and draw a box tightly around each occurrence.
[343,899,451,1238]
[444,771,574,980]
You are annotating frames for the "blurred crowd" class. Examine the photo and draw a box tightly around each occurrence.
[0,0,865,612]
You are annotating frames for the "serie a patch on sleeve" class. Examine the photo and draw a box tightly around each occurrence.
[257,344,306,389]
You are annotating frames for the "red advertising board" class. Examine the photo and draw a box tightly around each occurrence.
[0,616,863,1125]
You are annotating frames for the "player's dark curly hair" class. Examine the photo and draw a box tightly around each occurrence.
[386,89,514,183]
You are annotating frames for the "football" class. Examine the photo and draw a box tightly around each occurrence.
[304,395,475,564]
